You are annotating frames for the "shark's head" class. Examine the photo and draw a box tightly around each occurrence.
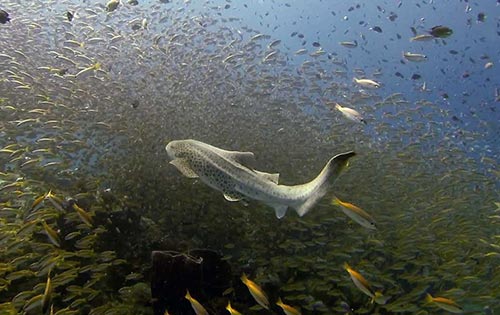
[166,140,189,160]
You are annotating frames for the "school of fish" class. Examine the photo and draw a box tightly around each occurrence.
[0,0,498,314]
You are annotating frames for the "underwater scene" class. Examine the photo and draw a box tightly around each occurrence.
[0,0,499,314]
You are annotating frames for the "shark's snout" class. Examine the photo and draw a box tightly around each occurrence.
[165,141,178,159]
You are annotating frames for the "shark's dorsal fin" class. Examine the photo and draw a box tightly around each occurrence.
[217,149,256,168]
[253,170,279,184]
[169,159,199,178]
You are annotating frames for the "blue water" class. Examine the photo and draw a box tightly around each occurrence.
[200,0,500,155]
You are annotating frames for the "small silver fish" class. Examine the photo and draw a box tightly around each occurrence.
[340,41,358,48]
[403,52,427,62]
[353,78,380,89]
[335,103,366,124]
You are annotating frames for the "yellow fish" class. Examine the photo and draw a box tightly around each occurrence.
[42,272,52,314]
[185,290,208,315]
[332,197,376,229]
[372,291,391,305]
[240,273,269,309]
[41,220,61,247]
[72,203,93,226]
[30,191,48,211]
[343,263,388,305]
[344,262,374,298]
[425,294,463,314]
[45,190,65,212]
[276,297,301,315]
[75,63,101,79]
[225,301,243,315]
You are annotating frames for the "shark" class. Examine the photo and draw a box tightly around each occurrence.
[165,139,355,218]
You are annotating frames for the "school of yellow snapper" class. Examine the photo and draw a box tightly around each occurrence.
[0,0,499,314]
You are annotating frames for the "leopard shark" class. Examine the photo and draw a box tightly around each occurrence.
[166,139,355,218]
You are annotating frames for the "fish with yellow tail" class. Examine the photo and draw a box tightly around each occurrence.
[31,191,49,212]
[42,272,53,314]
[425,294,463,314]
[185,290,208,315]
[276,297,302,315]
[75,63,101,79]
[166,139,355,218]
[343,263,389,304]
[332,197,376,229]
[41,220,61,247]
[225,301,243,315]
[45,190,65,212]
[372,291,390,305]
[240,273,269,309]
[344,262,373,298]
[72,202,93,227]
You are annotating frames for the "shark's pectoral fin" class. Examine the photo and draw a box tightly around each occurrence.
[272,204,288,219]
[253,170,280,184]
[223,190,245,202]
[169,159,199,178]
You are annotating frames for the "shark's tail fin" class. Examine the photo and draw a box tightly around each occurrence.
[294,151,356,217]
